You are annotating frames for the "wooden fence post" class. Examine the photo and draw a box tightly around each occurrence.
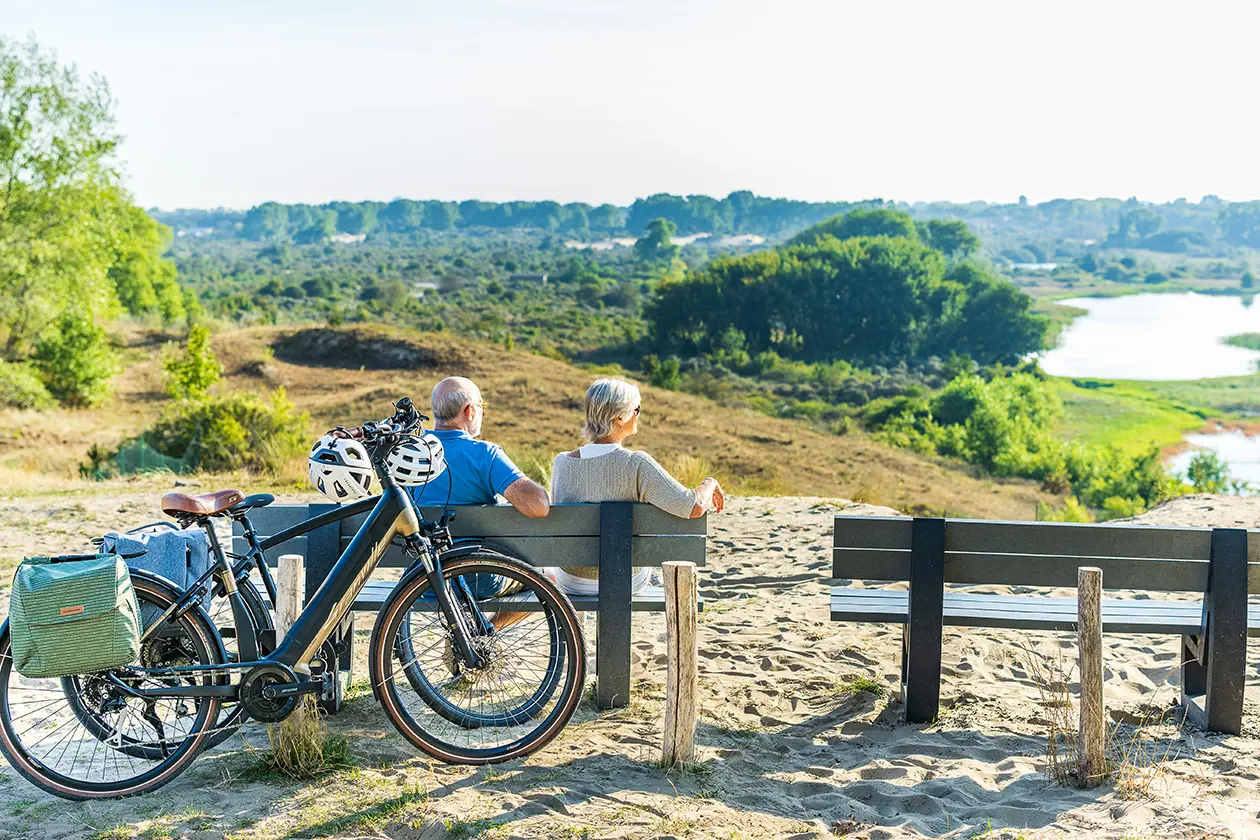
[1077,566,1105,788]
[276,555,309,735]
[662,561,698,768]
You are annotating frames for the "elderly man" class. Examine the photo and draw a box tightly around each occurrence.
[415,376,550,518]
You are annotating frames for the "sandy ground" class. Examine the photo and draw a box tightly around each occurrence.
[0,489,1257,838]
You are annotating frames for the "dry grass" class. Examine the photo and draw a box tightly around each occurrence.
[1023,644,1188,794]
[247,697,353,780]
[0,324,1057,517]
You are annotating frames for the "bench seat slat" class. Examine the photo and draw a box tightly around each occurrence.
[829,589,1213,613]
[335,503,707,537]
[828,588,1244,635]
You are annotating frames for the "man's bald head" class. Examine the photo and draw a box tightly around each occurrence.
[432,376,483,434]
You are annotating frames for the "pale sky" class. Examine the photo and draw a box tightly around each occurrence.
[4,0,1258,210]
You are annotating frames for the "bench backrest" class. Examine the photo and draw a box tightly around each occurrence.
[833,515,1260,593]
[235,502,707,572]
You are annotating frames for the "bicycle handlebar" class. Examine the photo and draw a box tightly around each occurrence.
[360,397,430,444]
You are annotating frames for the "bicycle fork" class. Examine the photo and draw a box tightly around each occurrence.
[402,534,487,670]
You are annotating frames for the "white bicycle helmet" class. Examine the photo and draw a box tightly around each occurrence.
[384,433,446,486]
[308,433,376,501]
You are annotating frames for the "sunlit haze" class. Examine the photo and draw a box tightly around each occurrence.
[6,0,1259,209]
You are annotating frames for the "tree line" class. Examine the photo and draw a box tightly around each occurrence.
[155,192,1260,261]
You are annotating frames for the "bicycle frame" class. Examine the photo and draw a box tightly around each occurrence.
[124,466,489,701]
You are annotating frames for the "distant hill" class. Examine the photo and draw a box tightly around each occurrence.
[1,324,1053,519]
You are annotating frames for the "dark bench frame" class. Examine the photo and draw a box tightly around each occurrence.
[235,501,706,710]
[832,516,1254,734]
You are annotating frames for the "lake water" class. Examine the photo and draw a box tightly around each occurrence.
[1039,292,1260,381]
[1040,292,1260,487]
[1170,429,1260,488]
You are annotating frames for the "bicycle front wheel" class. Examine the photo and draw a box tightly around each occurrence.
[0,576,225,800]
[370,555,585,764]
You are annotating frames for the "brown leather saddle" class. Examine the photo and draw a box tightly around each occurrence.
[160,489,245,518]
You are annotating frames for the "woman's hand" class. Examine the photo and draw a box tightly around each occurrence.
[705,478,725,513]
[693,477,724,516]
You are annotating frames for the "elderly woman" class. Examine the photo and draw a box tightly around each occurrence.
[549,378,724,595]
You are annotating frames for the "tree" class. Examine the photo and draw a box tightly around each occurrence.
[919,219,980,259]
[932,263,1049,364]
[633,218,680,264]
[32,308,117,407]
[294,211,336,245]
[1242,271,1255,290]
[163,324,222,400]
[0,37,123,356]
[109,204,185,324]
[241,202,290,241]
[789,208,919,246]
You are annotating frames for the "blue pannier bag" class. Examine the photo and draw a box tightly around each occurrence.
[98,523,211,604]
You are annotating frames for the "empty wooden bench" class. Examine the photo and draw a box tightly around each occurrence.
[234,500,706,710]
[831,516,1256,734]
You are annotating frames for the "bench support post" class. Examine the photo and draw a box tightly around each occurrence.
[1184,528,1247,735]
[903,517,946,724]
[596,501,634,709]
[307,503,350,714]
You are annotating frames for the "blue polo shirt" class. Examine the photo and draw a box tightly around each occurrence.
[407,428,526,508]
[408,429,529,600]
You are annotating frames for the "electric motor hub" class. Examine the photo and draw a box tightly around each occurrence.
[239,662,300,722]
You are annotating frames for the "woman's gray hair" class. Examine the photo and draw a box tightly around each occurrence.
[583,378,641,442]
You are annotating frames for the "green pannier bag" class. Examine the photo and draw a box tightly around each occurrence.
[9,555,142,679]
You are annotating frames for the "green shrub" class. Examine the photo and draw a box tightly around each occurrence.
[649,357,682,391]
[141,389,309,474]
[163,325,223,400]
[1184,450,1231,493]
[0,361,53,409]
[1037,497,1094,522]
[31,309,117,407]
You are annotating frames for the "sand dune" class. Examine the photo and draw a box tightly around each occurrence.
[0,491,1256,838]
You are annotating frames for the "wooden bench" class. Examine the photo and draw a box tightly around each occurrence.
[234,501,706,710]
[831,516,1255,734]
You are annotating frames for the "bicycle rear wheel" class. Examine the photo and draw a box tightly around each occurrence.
[0,576,225,799]
[371,555,585,764]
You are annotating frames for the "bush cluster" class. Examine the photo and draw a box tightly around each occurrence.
[0,361,53,409]
[867,372,1184,518]
[141,390,309,474]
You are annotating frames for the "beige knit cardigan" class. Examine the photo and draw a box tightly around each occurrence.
[550,447,698,580]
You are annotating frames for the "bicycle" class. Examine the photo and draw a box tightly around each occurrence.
[0,397,586,800]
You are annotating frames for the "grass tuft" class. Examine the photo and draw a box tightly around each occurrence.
[247,697,354,780]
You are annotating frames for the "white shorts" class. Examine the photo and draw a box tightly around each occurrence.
[545,567,652,596]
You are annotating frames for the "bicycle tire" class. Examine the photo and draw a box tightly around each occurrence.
[0,575,225,800]
[371,555,585,765]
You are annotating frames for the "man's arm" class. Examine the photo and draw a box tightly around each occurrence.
[502,477,550,518]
